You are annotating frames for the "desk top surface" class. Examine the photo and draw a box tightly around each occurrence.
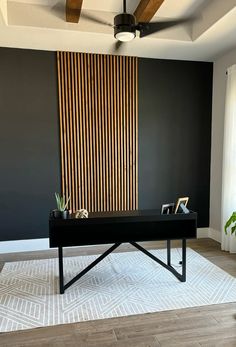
[50,209,197,224]
[74,209,161,219]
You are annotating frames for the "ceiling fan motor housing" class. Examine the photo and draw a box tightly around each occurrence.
[114,13,136,40]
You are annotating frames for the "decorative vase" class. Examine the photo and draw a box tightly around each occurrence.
[52,209,69,219]
[61,210,69,219]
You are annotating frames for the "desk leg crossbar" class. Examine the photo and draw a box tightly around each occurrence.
[58,239,186,294]
[58,243,121,294]
[130,239,186,282]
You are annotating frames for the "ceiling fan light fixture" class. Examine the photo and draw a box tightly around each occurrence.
[114,13,136,42]
[115,31,135,42]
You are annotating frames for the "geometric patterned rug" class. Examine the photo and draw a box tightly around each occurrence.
[0,248,236,332]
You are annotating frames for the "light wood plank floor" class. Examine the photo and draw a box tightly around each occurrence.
[0,238,236,347]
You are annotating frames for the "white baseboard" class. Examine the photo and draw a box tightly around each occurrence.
[0,238,50,254]
[197,227,221,243]
[197,227,209,238]
[208,228,221,243]
[0,227,220,254]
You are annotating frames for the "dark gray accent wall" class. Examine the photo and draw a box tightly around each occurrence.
[0,48,60,241]
[0,48,212,241]
[138,58,213,227]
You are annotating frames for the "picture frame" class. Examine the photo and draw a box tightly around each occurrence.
[161,203,175,215]
[174,197,189,214]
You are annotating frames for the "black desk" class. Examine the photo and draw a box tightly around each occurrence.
[49,210,197,294]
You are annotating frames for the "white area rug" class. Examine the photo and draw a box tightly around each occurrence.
[0,248,236,332]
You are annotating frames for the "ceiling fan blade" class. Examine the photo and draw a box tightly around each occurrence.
[138,18,191,38]
[80,12,113,27]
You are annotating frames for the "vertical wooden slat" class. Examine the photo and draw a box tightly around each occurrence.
[123,56,126,210]
[83,54,89,211]
[57,52,65,197]
[81,54,88,210]
[60,53,67,198]
[77,54,85,209]
[126,56,130,211]
[129,57,133,209]
[64,53,69,204]
[57,52,138,213]
[100,55,106,211]
[73,53,80,210]
[67,52,75,211]
[116,56,121,211]
[120,56,124,211]
[97,55,103,211]
[70,53,77,210]
[132,57,136,210]
[110,55,115,211]
[113,56,118,211]
[135,58,138,208]
[90,55,97,212]
[105,55,109,211]
[107,56,112,211]
[64,53,71,206]
[87,54,94,212]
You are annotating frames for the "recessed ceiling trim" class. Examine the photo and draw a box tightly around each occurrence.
[192,0,236,40]
[0,0,8,24]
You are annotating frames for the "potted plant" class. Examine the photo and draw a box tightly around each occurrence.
[224,211,236,235]
[53,192,70,219]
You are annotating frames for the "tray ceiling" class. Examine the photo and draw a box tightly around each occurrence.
[0,0,236,61]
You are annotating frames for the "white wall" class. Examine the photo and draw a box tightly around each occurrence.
[210,47,236,237]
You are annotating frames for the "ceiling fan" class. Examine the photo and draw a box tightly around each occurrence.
[80,0,192,47]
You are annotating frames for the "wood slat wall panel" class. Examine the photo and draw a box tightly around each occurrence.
[57,52,138,212]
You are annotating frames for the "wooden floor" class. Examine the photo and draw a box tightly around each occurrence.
[0,238,236,347]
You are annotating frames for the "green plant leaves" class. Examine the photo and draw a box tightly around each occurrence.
[55,192,70,211]
[224,211,236,235]
[231,224,236,235]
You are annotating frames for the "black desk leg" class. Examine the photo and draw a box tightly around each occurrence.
[131,241,186,282]
[58,246,64,294]
[167,239,171,266]
[182,239,186,282]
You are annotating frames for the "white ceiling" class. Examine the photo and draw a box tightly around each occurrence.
[0,0,236,61]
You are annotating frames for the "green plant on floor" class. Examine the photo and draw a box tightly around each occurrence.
[55,192,70,212]
[224,211,236,235]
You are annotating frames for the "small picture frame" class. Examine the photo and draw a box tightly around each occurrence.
[161,203,175,215]
[174,197,189,214]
